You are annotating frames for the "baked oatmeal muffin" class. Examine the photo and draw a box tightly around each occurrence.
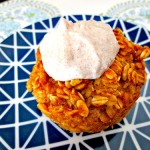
[26,19,150,133]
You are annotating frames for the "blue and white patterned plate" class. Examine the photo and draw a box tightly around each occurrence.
[0,15,150,150]
[0,0,60,42]
[102,0,150,31]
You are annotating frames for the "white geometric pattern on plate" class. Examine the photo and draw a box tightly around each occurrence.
[0,15,150,150]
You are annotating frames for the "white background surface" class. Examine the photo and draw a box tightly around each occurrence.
[43,0,129,15]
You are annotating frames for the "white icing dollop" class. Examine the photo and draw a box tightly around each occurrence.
[40,18,120,81]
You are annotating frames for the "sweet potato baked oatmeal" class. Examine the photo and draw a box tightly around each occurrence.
[26,25,150,133]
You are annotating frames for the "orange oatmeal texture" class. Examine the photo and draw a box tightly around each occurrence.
[26,28,150,133]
